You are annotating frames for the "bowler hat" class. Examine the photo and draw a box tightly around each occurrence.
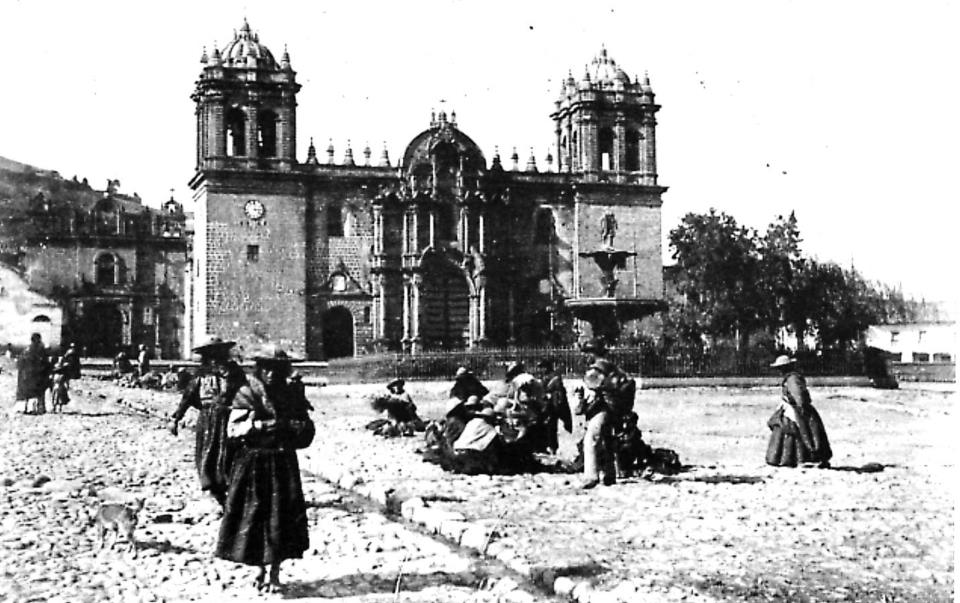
[454,366,471,379]
[770,355,796,368]
[445,397,466,415]
[192,335,236,354]
[249,343,302,364]
[387,377,405,390]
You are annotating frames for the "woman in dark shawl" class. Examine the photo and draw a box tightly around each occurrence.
[766,355,833,468]
[169,336,245,505]
[215,345,314,593]
[16,333,50,414]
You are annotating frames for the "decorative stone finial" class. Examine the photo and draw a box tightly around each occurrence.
[545,150,554,171]
[281,45,291,70]
[510,147,519,171]
[450,110,457,126]
[344,140,355,166]
[363,143,372,166]
[379,143,391,167]
[326,139,335,164]
[306,138,318,165]
[200,46,208,64]
[526,148,538,172]
[492,146,502,169]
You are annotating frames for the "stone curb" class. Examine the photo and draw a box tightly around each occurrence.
[302,456,716,603]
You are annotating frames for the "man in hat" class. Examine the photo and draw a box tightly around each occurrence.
[766,355,832,468]
[170,335,246,505]
[574,339,637,488]
[450,366,489,402]
[535,358,573,454]
[136,344,152,380]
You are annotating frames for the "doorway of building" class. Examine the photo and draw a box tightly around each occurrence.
[322,306,354,358]
[83,303,124,357]
[420,258,470,349]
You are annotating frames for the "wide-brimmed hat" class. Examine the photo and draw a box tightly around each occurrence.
[192,335,236,355]
[387,377,405,390]
[580,338,606,355]
[504,361,525,381]
[770,355,796,368]
[249,343,302,365]
[454,366,472,379]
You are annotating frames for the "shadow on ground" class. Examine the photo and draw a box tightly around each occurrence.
[282,570,482,599]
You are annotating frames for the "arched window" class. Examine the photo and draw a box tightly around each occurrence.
[226,108,246,157]
[534,208,555,244]
[625,129,641,171]
[599,127,615,171]
[258,110,278,158]
[328,204,344,237]
[95,253,117,285]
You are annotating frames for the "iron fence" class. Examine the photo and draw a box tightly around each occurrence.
[332,346,868,382]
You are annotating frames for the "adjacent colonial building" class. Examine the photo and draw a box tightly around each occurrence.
[190,22,666,359]
[0,159,189,357]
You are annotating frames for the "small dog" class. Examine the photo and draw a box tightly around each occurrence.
[94,498,145,557]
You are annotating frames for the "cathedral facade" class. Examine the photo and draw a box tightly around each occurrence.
[190,22,666,359]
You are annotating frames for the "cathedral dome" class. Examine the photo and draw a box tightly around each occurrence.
[219,20,278,70]
[586,48,633,90]
[401,111,486,173]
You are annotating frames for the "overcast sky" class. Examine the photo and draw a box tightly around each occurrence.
[1,0,956,303]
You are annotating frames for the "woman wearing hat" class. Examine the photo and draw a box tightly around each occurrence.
[216,345,313,593]
[170,336,246,505]
[450,366,489,402]
[766,355,832,468]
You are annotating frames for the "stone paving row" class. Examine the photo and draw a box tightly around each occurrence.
[36,378,956,602]
[0,375,554,603]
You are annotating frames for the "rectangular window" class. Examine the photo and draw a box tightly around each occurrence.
[912,352,930,362]
[246,245,260,262]
[933,353,952,362]
[143,307,155,326]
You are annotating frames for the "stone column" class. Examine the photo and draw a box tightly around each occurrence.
[401,277,411,349]
[642,112,658,185]
[478,286,488,343]
[245,105,259,159]
[614,115,626,175]
[410,274,422,354]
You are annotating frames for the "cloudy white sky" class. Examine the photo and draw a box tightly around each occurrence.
[1,0,956,303]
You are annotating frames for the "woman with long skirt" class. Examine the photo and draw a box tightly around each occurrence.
[766,355,832,468]
[216,345,314,593]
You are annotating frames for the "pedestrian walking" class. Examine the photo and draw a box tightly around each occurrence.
[169,336,246,505]
[62,343,82,380]
[16,333,50,414]
[215,345,314,593]
[49,359,70,412]
[766,355,833,468]
[574,339,636,489]
[136,344,152,379]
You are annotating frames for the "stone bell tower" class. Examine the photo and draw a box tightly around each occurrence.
[189,21,308,355]
[193,19,300,171]
[552,47,659,185]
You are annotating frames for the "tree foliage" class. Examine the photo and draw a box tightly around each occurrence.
[666,209,920,352]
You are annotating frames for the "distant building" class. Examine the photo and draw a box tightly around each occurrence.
[0,164,190,358]
[865,322,956,364]
[189,21,666,358]
[0,264,62,350]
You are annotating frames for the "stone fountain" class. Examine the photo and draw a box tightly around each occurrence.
[566,212,665,344]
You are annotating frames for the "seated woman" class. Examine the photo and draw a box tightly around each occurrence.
[766,355,832,468]
[366,378,425,437]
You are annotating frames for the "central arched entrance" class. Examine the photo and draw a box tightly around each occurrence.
[420,256,470,349]
[83,302,124,356]
[322,306,354,358]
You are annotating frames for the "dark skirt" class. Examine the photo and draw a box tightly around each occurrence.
[215,447,309,566]
[195,404,235,499]
[766,406,833,467]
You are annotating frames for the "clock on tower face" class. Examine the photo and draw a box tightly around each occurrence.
[243,199,265,220]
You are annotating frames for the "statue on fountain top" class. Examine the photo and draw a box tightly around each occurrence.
[600,212,618,248]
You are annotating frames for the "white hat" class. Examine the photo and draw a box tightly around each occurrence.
[770,355,796,368]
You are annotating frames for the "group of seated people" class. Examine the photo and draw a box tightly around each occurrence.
[419,361,576,475]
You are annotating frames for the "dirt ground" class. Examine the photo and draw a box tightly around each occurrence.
[12,368,952,601]
[303,380,955,602]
